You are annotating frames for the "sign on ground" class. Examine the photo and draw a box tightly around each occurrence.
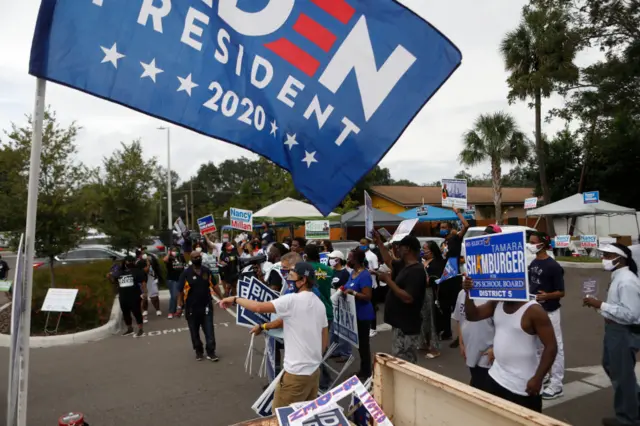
[41,288,79,312]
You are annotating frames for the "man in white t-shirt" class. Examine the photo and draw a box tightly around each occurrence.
[219,262,328,408]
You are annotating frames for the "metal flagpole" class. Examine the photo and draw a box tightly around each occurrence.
[17,78,47,426]
[166,128,172,230]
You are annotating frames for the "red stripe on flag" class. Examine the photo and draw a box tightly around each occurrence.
[293,14,337,52]
[310,0,355,24]
[265,38,320,77]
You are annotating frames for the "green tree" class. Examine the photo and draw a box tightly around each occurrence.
[459,112,530,224]
[501,2,580,232]
[99,140,158,251]
[3,110,89,285]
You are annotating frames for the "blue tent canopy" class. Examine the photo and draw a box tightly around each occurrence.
[398,206,473,222]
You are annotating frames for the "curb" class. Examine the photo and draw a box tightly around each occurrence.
[557,261,602,269]
[0,289,171,348]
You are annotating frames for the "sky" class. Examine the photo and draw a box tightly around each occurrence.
[0,0,598,186]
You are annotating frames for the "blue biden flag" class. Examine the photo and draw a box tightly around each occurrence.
[29,0,461,215]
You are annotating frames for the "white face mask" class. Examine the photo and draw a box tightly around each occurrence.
[329,258,338,267]
[603,257,620,271]
[195,247,203,253]
[369,244,376,250]
[142,254,148,260]
[526,243,543,254]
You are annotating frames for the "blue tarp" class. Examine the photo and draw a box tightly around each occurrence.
[399,206,473,222]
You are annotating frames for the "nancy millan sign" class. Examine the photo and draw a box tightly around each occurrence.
[229,208,253,232]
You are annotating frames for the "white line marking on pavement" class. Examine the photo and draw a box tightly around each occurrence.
[135,323,231,338]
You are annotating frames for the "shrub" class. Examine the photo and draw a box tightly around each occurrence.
[30,260,116,335]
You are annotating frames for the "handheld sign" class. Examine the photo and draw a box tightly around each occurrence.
[197,214,217,235]
[29,0,461,216]
[277,406,347,426]
[555,235,571,248]
[580,235,598,248]
[236,276,280,327]
[364,191,374,240]
[174,217,187,234]
[41,288,79,312]
[583,191,600,204]
[230,208,253,232]
[441,179,467,209]
[305,220,330,240]
[391,219,418,243]
[319,252,329,266]
[331,292,359,348]
[378,227,392,241]
[464,231,529,302]
[524,197,538,209]
[582,279,597,297]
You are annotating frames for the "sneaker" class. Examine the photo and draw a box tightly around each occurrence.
[167,313,173,319]
[541,388,563,400]
[196,353,204,361]
[156,310,162,316]
[369,329,378,338]
[142,310,148,316]
[122,327,134,336]
[207,353,219,362]
[134,329,144,338]
[543,375,551,386]
[143,315,149,324]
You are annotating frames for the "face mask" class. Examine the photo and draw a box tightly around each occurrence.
[285,279,296,293]
[142,254,148,260]
[526,243,543,254]
[440,229,450,237]
[192,258,202,267]
[603,257,619,271]
[359,245,368,251]
[369,244,376,250]
[222,238,229,243]
[329,259,338,267]
[171,251,177,257]
[195,247,203,253]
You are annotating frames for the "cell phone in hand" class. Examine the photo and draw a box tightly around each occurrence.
[378,228,392,241]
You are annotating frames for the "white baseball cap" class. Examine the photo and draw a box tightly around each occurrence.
[328,250,345,260]
[598,244,628,258]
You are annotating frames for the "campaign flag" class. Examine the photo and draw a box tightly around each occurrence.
[29,0,461,216]
[197,214,217,235]
[230,208,253,232]
[435,257,459,284]
[364,190,374,240]
[464,231,529,302]
[441,178,467,209]
[236,276,280,327]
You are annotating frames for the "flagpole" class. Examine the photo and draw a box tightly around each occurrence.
[17,77,47,426]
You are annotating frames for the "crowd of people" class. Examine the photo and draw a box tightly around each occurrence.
[106,218,640,425]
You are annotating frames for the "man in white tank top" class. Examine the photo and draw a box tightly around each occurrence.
[462,277,558,413]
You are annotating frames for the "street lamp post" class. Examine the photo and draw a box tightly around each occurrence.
[157,126,172,230]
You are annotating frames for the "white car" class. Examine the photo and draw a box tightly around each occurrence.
[461,225,554,273]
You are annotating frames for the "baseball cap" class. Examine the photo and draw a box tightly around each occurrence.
[484,224,502,234]
[398,235,420,252]
[293,262,316,280]
[328,250,345,260]
[598,244,628,258]
[124,255,135,263]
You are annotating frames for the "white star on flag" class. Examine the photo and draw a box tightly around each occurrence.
[177,74,198,96]
[270,120,278,137]
[284,133,299,150]
[302,151,318,168]
[140,58,163,83]
[100,43,125,69]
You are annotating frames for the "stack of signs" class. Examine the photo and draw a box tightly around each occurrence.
[230,208,253,232]
[580,235,598,248]
[305,220,330,240]
[416,206,428,217]
[390,218,418,243]
[276,406,348,426]
[441,178,467,209]
[265,335,277,383]
[364,191,374,240]
[464,231,529,301]
[524,197,538,209]
[555,235,571,248]
[197,214,217,236]
[332,292,359,348]
[236,276,280,328]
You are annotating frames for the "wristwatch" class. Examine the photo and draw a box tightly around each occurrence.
[233,296,238,306]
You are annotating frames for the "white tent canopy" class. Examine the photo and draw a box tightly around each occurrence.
[253,197,339,221]
[526,193,636,217]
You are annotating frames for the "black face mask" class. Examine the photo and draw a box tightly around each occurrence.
[192,258,202,267]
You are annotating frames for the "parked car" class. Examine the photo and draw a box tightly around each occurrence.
[33,245,126,269]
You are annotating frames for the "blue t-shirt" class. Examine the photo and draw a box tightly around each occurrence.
[345,271,375,321]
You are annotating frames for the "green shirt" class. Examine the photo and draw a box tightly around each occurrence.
[310,261,334,321]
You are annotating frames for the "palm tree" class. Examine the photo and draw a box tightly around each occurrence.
[500,4,579,234]
[460,112,529,224]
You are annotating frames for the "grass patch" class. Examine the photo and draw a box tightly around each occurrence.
[556,256,601,263]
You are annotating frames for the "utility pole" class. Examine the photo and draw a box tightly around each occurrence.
[184,194,189,230]
[190,179,195,228]
[158,126,172,229]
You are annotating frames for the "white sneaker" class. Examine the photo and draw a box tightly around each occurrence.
[143,316,149,324]
[541,388,564,400]
[142,310,148,317]
[156,310,162,316]
[369,329,378,338]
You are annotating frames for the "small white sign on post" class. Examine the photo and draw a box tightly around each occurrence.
[41,288,78,312]
[524,197,538,209]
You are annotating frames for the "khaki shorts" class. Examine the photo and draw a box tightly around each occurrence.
[272,369,320,409]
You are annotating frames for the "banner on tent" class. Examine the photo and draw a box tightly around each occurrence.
[237,276,280,327]
[305,220,330,240]
[28,0,461,215]
[465,231,529,302]
[583,191,599,204]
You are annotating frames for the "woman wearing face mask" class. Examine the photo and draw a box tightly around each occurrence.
[344,249,375,380]
[421,241,445,359]
[527,232,566,400]
[164,248,187,319]
[241,242,254,259]
[583,243,640,426]
[219,242,239,296]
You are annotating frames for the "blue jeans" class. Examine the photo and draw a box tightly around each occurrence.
[167,280,179,314]
[603,322,640,425]
[330,321,352,358]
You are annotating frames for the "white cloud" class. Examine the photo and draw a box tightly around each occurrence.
[0,0,599,185]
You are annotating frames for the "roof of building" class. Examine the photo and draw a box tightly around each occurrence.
[370,186,534,207]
